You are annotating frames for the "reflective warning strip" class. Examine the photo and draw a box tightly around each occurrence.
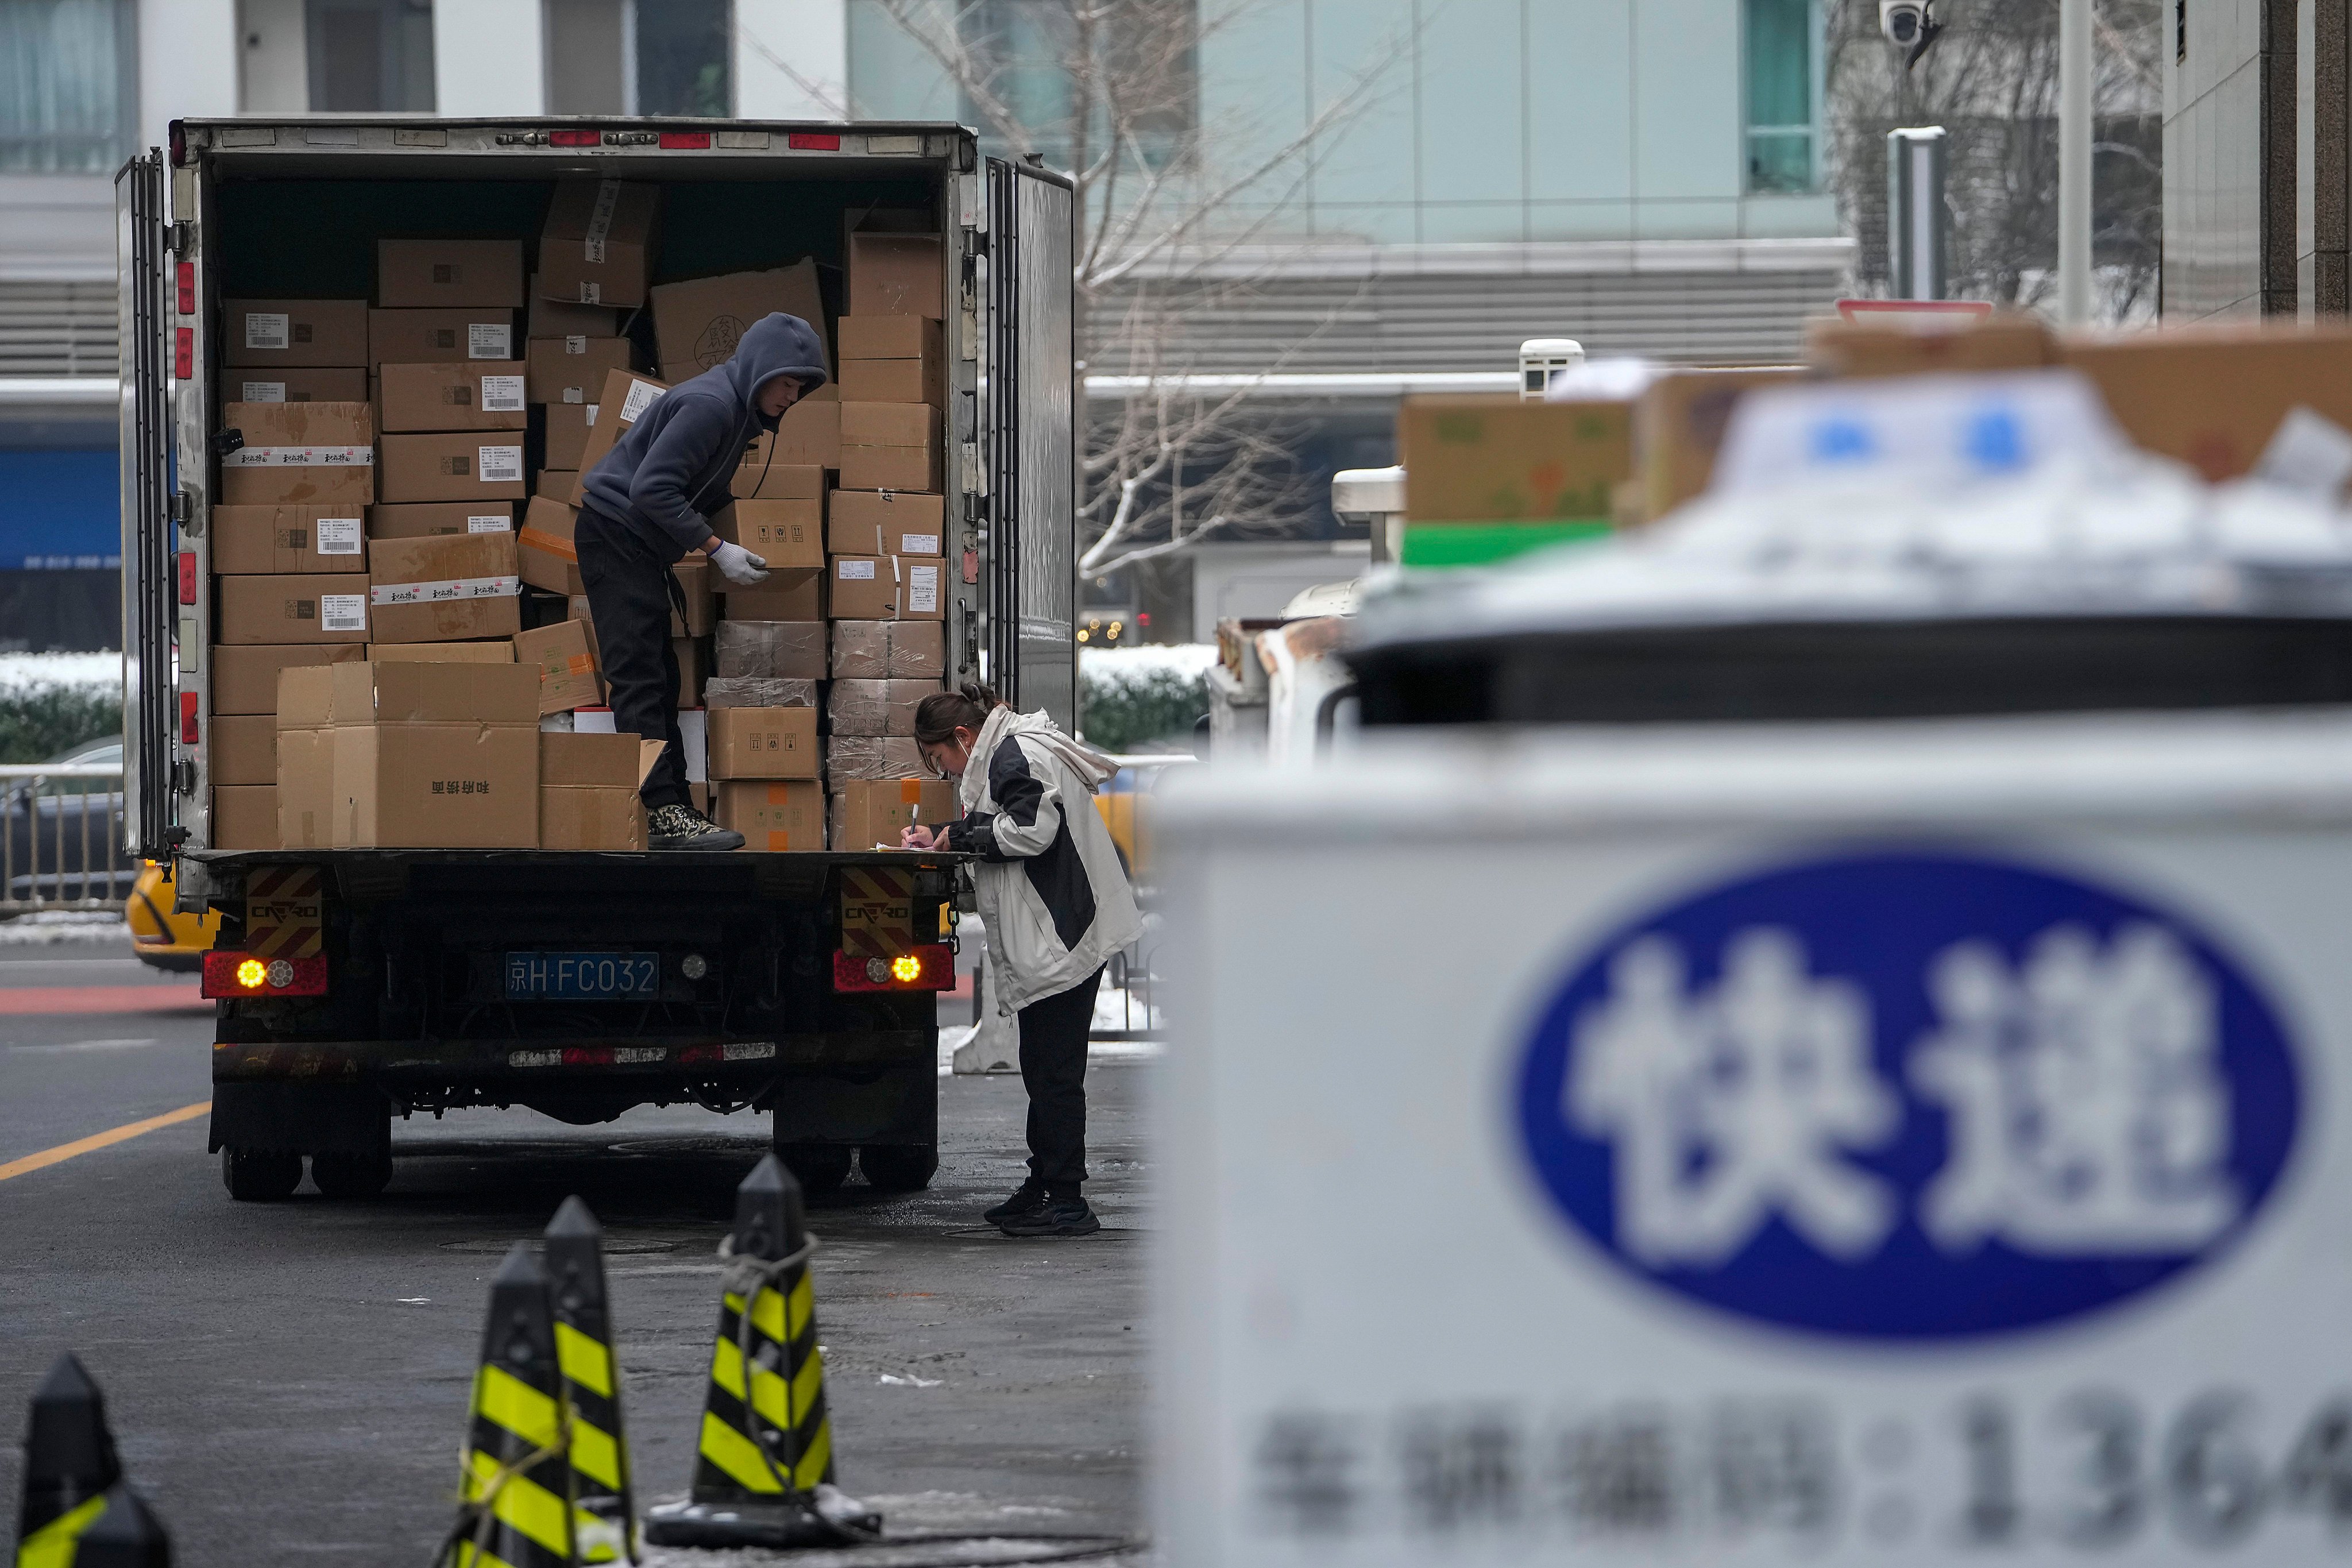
[789,1419,832,1490]
[14,1493,106,1568]
[570,1415,622,1489]
[221,445,374,466]
[554,1321,612,1397]
[841,867,912,903]
[740,1273,814,1343]
[473,1364,561,1447]
[708,1326,825,1438]
[370,574,519,605]
[464,1446,573,1559]
[698,1409,787,1494]
[573,1509,627,1565]
[453,1543,523,1568]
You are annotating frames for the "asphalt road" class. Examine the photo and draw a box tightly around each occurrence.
[0,937,1148,1566]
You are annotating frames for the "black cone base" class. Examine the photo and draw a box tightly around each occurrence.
[644,1485,880,1550]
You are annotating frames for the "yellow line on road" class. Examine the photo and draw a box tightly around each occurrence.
[0,1100,210,1184]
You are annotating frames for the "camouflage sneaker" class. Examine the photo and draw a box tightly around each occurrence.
[647,803,744,851]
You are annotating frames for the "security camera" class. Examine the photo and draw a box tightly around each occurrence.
[1879,0,1943,67]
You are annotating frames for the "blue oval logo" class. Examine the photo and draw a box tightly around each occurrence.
[1515,849,2303,1340]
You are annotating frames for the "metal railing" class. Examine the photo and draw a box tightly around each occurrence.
[0,764,133,916]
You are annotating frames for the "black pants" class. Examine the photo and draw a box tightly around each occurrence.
[576,507,688,809]
[1019,965,1105,1195]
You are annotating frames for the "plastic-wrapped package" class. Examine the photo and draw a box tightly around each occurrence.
[827,678,937,736]
[825,736,925,781]
[713,619,827,679]
[703,676,817,710]
[831,620,946,679]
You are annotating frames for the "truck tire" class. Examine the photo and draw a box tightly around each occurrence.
[310,1150,393,1199]
[221,1147,303,1202]
[859,1144,939,1192]
[775,1142,852,1196]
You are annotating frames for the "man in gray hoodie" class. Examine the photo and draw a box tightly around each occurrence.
[578,312,829,849]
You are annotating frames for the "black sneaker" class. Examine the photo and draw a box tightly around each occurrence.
[997,1195,1100,1238]
[648,803,744,851]
[984,1178,1048,1225]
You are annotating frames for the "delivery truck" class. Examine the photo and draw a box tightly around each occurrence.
[115,117,1079,1202]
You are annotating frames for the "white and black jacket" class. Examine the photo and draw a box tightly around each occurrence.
[944,706,1143,1014]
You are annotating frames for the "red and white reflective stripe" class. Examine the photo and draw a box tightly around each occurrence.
[369,574,519,605]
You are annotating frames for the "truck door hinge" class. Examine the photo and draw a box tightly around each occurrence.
[167,221,192,257]
[169,489,192,525]
[169,761,196,797]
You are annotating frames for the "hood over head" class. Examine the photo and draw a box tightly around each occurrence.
[723,312,829,427]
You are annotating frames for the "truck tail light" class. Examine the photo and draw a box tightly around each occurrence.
[551,130,599,147]
[177,551,196,604]
[203,951,327,999]
[788,133,841,151]
[660,132,710,149]
[175,262,195,315]
[174,327,192,380]
[180,692,198,744]
[832,944,953,992]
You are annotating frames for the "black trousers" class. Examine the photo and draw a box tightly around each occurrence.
[576,507,688,809]
[1018,965,1105,1194]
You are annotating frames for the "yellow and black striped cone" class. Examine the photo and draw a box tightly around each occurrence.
[446,1243,576,1568]
[14,1353,122,1568]
[643,1155,881,1550]
[544,1197,635,1565]
[61,1485,169,1568]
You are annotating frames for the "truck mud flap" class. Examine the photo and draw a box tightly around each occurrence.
[767,1063,936,1148]
[210,1082,392,1156]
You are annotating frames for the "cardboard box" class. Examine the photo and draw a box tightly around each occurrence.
[540,179,661,308]
[212,785,277,851]
[703,676,817,709]
[211,713,279,785]
[536,470,578,502]
[222,299,369,367]
[827,490,945,558]
[542,402,597,470]
[673,557,714,636]
[518,496,583,596]
[569,370,669,501]
[715,620,827,679]
[275,728,332,847]
[1397,395,1633,523]
[210,644,365,714]
[776,394,839,467]
[839,401,939,448]
[831,777,957,851]
[330,725,540,847]
[217,573,371,644]
[377,240,524,310]
[1808,311,2056,379]
[528,276,623,340]
[539,733,661,850]
[705,706,819,780]
[369,503,513,539]
[729,452,822,502]
[378,432,528,504]
[1635,368,1809,520]
[712,500,824,566]
[210,505,369,574]
[367,308,520,367]
[674,636,705,709]
[848,233,944,319]
[321,658,540,725]
[827,677,938,737]
[837,442,941,493]
[367,641,515,663]
[719,569,822,622]
[514,619,602,713]
[830,619,945,679]
[526,336,635,405]
[827,555,946,621]
[222,368,368,404]
[651,262,828,383]
[825,735,924,782]
[838,316,947,406]
[368,532,522,644]
[218,401,376,507]
[377,361,528,432]
[713,779,825,852]
[2059,325,2352,481]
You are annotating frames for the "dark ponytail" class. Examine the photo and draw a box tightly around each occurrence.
[913,681,1000,745]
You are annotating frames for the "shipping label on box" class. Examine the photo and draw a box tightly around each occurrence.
[514,619,603,714]
[705,706,820,780]
[377,240,524,310]
[377,361,528,432]
[367,532,522,644]
[833,777,957,851]
[729,446,822,501]
[368,503,513,539]
[378,432,528,503]
[827,489,945,557]
[218,401,377,507]
[223,367,368,405]
[570,370,669,502]
[828,555,946,621]
[848,233,944,319]
[651,261,828,381]
[541,179,661,308]
[526,336,635,404]
[1398,395,1634,523]
[332,724,540,847]
[210,505,369,574]
[367,308,519,366]
[217,573,372,644]
[712,500,824,567]
[209,644,364,715]
[223,299,369,367]
[715,779,825,852]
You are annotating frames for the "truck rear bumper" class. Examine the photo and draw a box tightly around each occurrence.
[210,1029,930,1080]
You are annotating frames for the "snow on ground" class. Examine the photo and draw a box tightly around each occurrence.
[0,652,121,694]
[1077,643,1218,688]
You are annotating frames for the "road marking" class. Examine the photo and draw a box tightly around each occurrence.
[0,985,205,1017]
[0,1100,210,1184]
[9,1038,160,1055]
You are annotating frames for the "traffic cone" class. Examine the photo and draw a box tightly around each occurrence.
[544,1197,635,1564]
[643,1156,880,1549]
[63,1485,169,1568]
[15,1353,122,1568]
[447,1243,576,1568]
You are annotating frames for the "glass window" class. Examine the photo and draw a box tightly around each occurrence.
[0,0,135,175]
[1744,0,1818,194]
[635,0,730,116]
[544,0,627,114]
[307,0,434,112]
[952,0,1196,169]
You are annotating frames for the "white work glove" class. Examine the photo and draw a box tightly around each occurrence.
[710,541,770,586]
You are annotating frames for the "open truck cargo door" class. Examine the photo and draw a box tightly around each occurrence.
[116,146,176,858]
[985,157,1077,731]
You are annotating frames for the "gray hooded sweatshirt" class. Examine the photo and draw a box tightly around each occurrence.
[581,311,829,561]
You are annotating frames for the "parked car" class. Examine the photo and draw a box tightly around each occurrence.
[3,739,133,907]
[128,858,219,972]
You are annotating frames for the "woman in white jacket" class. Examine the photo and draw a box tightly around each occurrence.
[900,683,1142,1236]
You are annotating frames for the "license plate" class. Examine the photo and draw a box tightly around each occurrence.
[505,952,660,1000]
